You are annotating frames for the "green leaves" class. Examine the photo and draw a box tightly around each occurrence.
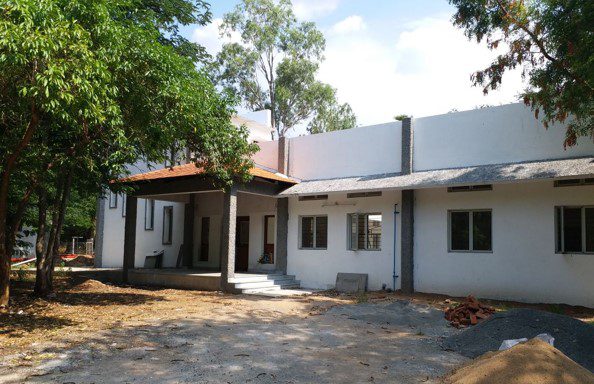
[450,0,594,146]
[216,0,352,138]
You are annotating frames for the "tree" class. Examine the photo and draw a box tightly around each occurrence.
[0,0,256,305]
[217,0,356,138]
[449,0,594,147]
[307,94,357,134]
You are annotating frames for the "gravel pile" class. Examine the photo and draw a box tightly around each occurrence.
[443,308,594,372]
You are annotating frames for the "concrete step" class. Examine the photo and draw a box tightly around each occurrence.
[228,274,295,284]
[234,278,300,290]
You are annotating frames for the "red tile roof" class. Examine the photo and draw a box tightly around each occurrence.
[119,163,298,184]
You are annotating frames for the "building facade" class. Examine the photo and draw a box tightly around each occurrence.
[96,104,594,307]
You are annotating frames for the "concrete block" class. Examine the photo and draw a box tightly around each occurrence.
[335,273,368,293]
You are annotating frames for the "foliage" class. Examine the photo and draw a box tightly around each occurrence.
[307,96,357,134]
[216,0,356,137]
[0,0,257,303]
[449,0,594,146]
[394,114,411,121]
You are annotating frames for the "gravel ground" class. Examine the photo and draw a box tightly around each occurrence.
[443,308,594,372]
[1,291,466,383]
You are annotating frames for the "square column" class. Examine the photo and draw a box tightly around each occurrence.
[400,189,414,293]
[220,185,237,292]
[275,197,289,274]
[123,195,138,283]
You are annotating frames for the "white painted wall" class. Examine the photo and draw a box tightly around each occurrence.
[287,191,401,290]
[237,193,277,271]
[100,195,185,268]
[414,181,594,307]
[252,140,279,171]
[288,122,402,180]
[413,103,594,171]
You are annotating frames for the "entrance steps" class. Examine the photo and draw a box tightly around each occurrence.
[228,273,301,295]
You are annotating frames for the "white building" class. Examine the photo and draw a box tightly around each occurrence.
[96,103,594,307]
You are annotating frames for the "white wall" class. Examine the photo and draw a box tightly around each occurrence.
[192,192,223,269]
[413,103,594,171]
[251,140,279,171]
[414,181,594,307]
[288,122,402,180]
[287,191,401,290]
[237,193,277,271]
[101,195,185,268]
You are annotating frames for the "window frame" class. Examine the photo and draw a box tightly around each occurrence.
[447,209,493,253]
[144,199,155,231]
[555,205,594,254]
[347,212,383,251]
[298,215,328,250]
[108,192,118,209]
[162,206,173,245]
[121,194,127,217]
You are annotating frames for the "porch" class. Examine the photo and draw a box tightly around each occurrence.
[119,163,297,292]
[127,269,302,295]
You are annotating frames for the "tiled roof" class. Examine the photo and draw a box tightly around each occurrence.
[279,156,594,195]
[120,163,297,184]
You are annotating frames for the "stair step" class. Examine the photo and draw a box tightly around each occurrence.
[228,274,295,284]
[241,286,282,294]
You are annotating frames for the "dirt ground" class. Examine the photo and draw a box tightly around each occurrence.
[1,276,593,383]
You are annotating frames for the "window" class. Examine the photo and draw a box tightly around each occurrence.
[554,178,594,187]
[347,191,382,198]
[448,210,492,252]
[108,192,118,209]
[447,185,492,193]
[144,199,155,230]
[555,206,594,253]
[299,216,327,249]
[348,213,382,250]
[162,206,173,245]
[121,194,127,217]
[199,217,210,261]
[298,195,328,201]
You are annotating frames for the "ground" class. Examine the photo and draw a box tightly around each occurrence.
[1,276,593,383]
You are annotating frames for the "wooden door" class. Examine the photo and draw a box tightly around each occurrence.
[235,216,250,272]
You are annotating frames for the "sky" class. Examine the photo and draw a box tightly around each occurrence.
[182,0,526,136]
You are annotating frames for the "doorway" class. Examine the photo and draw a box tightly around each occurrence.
[235,216,250,272]
[263,215,275,264]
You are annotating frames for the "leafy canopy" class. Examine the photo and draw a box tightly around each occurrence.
[216,0,356,137]
[449,0,594,147]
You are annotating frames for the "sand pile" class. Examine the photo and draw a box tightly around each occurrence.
[443,308,594,371]
[444,338,594,384]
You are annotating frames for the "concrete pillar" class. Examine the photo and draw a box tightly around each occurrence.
[401,117,413,174]
[278,136,289,174]
[220,185,237,291]
[123,195,138,283]
[182,195,195,267]
[275,197,289,274]
[400,189,414,293]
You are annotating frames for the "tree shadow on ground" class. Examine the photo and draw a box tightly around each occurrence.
[0,312,76,337]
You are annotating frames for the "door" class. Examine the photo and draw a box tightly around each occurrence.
[235,216,250,272]
[263,215,275,264]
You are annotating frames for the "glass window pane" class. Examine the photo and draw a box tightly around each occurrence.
[266,216,275,245]
[315,216,328,248]
[472,211,492,251]
[586,208,594,253]
[556,207,563,252]
[450,212,470,251]
[367,214,382,250]
[349,214,358,250]
[563,207,582,252]
[357,214,366,249]
[301,217,314,248]
[200,217,209,261]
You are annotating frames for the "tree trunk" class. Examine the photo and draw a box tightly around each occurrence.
[36,171,72,296]
[34,190,49,296]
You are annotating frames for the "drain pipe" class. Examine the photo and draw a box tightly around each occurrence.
[393,204,400,291]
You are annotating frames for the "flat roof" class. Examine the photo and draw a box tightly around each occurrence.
[279,156,594,196]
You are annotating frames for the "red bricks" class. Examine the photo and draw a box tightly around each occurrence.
[444,295,496,328]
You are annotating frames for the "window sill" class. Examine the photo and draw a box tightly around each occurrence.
[298,247,327,251]
[349,249,382,252]
[448,250,493,254]
[556,251,594,255]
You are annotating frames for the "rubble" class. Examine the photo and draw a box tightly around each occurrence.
[444,295,495,328]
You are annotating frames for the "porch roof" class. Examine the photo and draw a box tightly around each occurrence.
[279,156,594,196]
[120,163,298,185]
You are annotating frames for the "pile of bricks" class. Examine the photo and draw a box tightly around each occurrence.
[444,295,495,328]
